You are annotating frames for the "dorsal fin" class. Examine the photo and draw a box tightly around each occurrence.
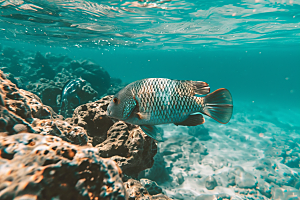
[187,81,210,95]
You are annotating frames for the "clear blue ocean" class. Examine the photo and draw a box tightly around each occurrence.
[0,0,300,199]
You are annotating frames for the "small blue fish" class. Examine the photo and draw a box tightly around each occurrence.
[107,78,233,141]
[60,78,86,116]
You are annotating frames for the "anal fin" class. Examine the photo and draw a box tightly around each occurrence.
[140,125,164,142]
[174,114,205,126]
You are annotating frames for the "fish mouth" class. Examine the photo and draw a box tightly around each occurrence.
[106,110,118,123]
[106,107,115,118]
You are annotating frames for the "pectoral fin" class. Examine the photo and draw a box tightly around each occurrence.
[174,114,205,126]
[140,125,164,142]
[136,112,151,120]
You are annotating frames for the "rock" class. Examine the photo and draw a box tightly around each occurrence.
[0,93,4,106]
[28,76,97,115]
[271,186,300,200]
[124,179,151,199]
[70,95,158,177]
[257,179,272,198]
[0,70,58,123]
[20,89,58,120]
[32,119,88,145]
[70,95,114,145]
[1,48,111,115]
[0,70,60,135]
[264,138,300,169]
[214,170,236,187]
[232,166,257,189]
[140,178,163,195]
[124,179,170,200]
[69,59,110,95]
[12,124,28,133]
[0,106,34,135]
[0,133,126,200]
[0,48,172,200]
[176,173,185,185]
[254,158,299,187]
[205,176,217,190]
[97,121,157,178]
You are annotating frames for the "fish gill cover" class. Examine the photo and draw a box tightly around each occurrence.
[0,0,300,200]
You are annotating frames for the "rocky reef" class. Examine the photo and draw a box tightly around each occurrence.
[0,62,170,199]
[0,46,125,117]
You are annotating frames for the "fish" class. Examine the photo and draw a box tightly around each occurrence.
[106,78,233,142]
[60,78,86,116]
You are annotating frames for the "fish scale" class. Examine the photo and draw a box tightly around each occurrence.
[130,78,201,125]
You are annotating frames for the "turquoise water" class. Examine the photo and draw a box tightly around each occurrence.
[1,0,300,199]
[1,0,299,106]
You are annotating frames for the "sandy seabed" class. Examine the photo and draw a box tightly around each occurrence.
[149,101,300,200]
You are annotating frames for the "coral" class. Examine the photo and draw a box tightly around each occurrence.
[0,133,126,200]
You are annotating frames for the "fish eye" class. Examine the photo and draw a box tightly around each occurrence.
[113,97,119,104]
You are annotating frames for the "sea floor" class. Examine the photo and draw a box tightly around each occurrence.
[145,101,300,200]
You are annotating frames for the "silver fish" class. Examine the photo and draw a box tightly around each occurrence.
[107,78,233,141]
[60,78,86,116]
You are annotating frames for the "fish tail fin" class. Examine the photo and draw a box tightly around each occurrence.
[201,88,233,124]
